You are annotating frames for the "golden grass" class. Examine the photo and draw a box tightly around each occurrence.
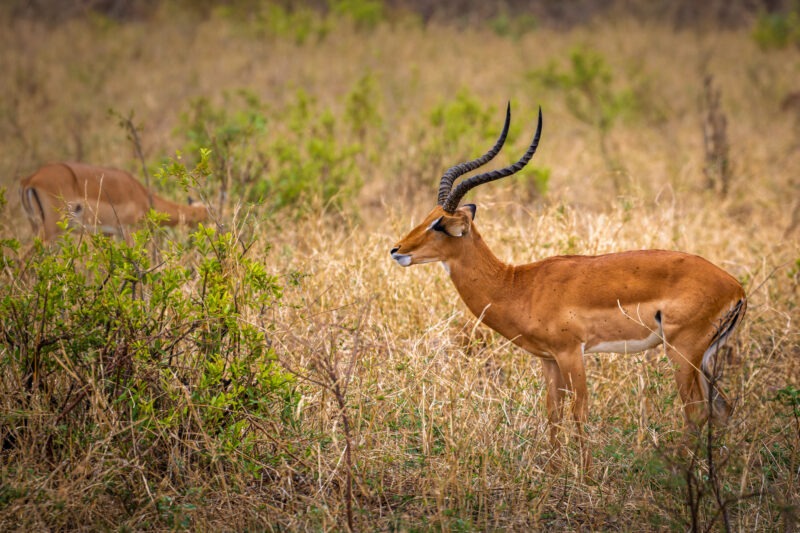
[1,5,798,531]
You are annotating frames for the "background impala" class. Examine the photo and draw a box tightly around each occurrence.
[19,162,208,241]
[391,105,747,468]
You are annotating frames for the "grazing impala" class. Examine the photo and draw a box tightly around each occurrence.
[390,104,746,467]
[20,162,208,241]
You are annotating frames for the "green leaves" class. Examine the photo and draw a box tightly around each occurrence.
[175,89,364,213]
[752,10,800,50]
[529,47,638,132]
[0,194,294,489]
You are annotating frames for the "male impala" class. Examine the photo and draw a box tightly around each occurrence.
[390,105,746,467]
[20,162,208,241]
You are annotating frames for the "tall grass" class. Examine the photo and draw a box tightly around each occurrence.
[1,4,798,530]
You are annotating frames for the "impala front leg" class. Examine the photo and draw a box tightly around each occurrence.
[556,349,591,471]
[540,358,566,450]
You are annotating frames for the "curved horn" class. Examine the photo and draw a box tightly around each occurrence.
[442,107,542,214]
[437,102,511,206]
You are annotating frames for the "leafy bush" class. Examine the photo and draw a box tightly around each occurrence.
[331,0,385,31]
[263,90,363,211]
[176,89,363,213]
[490,10,538,40]
[174,89,266,209]
[529,47,638,133]
[521,165,551,199]
[427,90,549,198]
[528,47,643,189]
[345,71,382,140]
[429,89,500,149]
[222,3,330,45]
[752,9,800,50]
[0,160,296,512]
[213,1,384,41]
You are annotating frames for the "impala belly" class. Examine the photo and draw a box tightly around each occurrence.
[583,319,664,355]
[583,330,663,354]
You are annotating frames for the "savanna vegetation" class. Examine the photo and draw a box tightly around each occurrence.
[1,1,799,530]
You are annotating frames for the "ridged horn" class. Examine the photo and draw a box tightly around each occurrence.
[437,102,511,206]
[442,107,542,214]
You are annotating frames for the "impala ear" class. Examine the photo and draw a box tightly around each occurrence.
[432,212,470,237]
[461,204,476,220]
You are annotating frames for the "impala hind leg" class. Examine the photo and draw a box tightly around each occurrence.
[665,340,716,429]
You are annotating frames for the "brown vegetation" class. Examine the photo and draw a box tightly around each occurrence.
[0,2,798,531]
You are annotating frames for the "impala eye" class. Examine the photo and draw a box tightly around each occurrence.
[428,216,446,233]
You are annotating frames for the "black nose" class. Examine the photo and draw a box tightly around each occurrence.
[390,246,399,254]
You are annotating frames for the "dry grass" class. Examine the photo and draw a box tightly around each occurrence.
[1,4,798,531]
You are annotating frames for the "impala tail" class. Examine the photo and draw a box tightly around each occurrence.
[702,297,747,424]
[20,184,45,233]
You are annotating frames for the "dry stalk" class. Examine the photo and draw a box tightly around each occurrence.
[276,300,370,532]
[701,74,732,197]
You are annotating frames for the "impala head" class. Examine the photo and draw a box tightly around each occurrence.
[391,103,542,267]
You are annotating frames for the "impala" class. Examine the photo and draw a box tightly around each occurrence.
[20,162,208,241]
[390,104,746,467]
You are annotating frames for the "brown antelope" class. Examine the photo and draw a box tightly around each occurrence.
[390,104,746,468]
[20,162,208,241]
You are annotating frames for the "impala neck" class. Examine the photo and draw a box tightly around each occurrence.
[445,225,516,327]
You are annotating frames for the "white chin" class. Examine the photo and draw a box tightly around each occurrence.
[392,254,412,267]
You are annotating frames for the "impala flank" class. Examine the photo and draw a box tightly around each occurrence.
[20,162,208,241]
[390,104,746,468]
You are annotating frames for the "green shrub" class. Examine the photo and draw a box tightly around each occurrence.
[177,89,267,189]
[175,89,363,213]
[428,89,505,155]
[210,2,326,44]
[262,90,363,211]
[490,10,538,40]
[752,10,800,50]
[262,3,328,44]
[529,47,638,132]
[521,165,550,198]
[345,71,382,139]
[330,0,385,30]
[528,47,643,188]
[426,90,547,198]
[0,159,295,489]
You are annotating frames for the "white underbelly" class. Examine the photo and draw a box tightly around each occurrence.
[583,329,663,355]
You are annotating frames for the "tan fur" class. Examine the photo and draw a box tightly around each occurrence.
[392,205,746,468]
[19,162,208,241]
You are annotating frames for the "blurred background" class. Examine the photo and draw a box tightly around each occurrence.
[2,0,798,223]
